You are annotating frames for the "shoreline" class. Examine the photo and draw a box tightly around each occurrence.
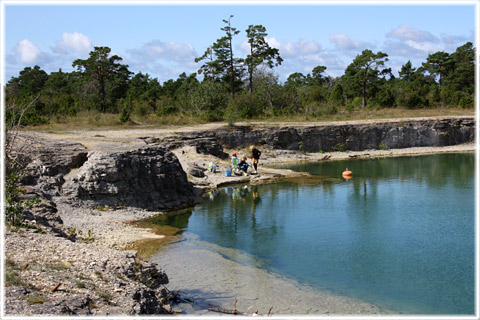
[5,119,475,316]
[58,142,476,253]
[151,232,397,315]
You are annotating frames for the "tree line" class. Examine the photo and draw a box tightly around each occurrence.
[5,16,475,126]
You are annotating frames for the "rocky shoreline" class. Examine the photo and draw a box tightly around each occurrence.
[4,117,475,316]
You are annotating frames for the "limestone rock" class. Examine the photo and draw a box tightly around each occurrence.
[188,165,206,178]
[21,138,88,198]
[213,117,474,152]
[161,135,228,159]
[62,146,201,210]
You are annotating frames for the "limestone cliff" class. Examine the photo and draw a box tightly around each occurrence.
[62,146,201,210]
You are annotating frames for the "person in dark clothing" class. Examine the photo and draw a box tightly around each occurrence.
[250,146,261,173]
[237,156,250,175]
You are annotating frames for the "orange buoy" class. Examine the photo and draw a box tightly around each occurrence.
[342,169,353,179]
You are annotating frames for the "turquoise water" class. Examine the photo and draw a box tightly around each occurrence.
[154,153,475,315]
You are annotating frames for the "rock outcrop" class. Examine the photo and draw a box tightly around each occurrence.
[62,146,201,210]
[211,117,475,152]
[22,138,88,198]
[160,135,229,159]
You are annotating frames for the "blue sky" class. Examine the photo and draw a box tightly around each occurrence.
[2,1,477,84]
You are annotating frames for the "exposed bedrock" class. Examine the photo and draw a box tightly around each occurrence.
[19,133,201,211]
[62,146,201,210]
[22,139,88,198]
[202,117,474,152]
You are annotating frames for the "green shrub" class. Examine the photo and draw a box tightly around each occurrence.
[333,143,345,152]
[346,97,362,112]
[120,106,130,123]
[458,96,474,109]
[227,93,263,119]
[132,100,150,116]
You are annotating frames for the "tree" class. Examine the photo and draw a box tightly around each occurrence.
[343,49,389,108]
[245,24,283,93]
[398,60,416,82]
[6,65,48,98]
[310,65,327,86]
[286,72,307,87]
[218,15,242,97]
[144,78,163,113]
[421,51,452,89]
[196,15,244,97]
[195,46,222,81]
[329,83,345,105]
[72,46,131,112]
[126,72,151,101]
[446,42,475,94]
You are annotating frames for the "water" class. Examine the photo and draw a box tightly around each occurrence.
[151,153,475,315]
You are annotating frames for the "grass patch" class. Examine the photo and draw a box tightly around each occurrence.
[45,263,69,271]
[97,290,113,305]
[5,271,23,287]
[21,107,474,133]
[26,295,48,305]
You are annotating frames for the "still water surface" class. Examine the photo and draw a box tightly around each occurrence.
[152,153,475,315]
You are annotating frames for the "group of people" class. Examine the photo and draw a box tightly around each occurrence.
[231,146,262,176]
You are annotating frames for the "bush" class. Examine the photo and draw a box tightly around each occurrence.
[120,106,131,123]
[155,96,178,116]
[333,143,345,152]
[227,93,263,119]
[5,102,41,226]
[346,97,362,112]
[329,83,345,105]
[188,81,229,117]
[458,96,474,109]
[132,100,150,116]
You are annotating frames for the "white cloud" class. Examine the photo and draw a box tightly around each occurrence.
[238,40,251,55]
[280,38,321,57]
[329,34,371,51]
[404,40,443,53]
[55,32,92,58]
[125,40,199,81]
[238,37,320,58]
[384,24,446,58]
[266,37,281,49]
[387,24,439,43]
[128,40,197,63]
[16,39,42,64]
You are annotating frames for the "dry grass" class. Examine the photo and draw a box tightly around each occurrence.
[24,107,474,132]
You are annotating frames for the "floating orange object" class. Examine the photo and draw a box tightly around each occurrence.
[342,170,353,178]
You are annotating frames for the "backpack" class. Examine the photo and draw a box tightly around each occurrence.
[225,168,232,177]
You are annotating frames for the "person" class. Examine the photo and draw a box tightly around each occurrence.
[237,156,250,175]
[207,161,216,173]
[231,152,239,171]
[250,146,261,173]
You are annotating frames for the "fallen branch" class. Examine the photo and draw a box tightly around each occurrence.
[208,299,272,316]
[51,283,62,292]
[208,306,256,316]
[319,154,331,161]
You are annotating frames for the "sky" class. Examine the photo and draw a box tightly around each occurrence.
[1,1,477,84]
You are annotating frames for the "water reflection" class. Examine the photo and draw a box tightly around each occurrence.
[146,153,474,314]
